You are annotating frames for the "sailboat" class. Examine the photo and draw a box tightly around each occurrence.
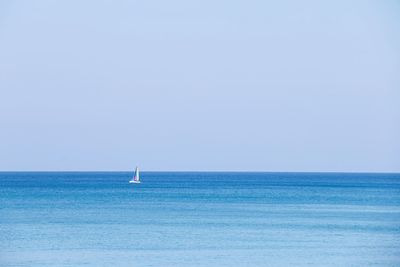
[129,167,141,184]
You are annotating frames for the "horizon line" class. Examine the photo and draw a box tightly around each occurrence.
[0,170,399,174]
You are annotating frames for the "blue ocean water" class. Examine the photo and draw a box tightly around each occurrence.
[1,172,400,267]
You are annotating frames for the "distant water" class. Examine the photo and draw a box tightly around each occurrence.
[1,172,400,267]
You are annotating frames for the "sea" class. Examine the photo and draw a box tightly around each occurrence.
[1,172,400,267]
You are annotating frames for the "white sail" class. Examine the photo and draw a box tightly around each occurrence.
[134,167,140,181]
[129,166,141,184]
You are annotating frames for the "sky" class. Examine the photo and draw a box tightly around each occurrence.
[0,0,399,172]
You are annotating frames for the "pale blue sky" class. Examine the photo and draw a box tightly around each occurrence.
[0,0,399,172]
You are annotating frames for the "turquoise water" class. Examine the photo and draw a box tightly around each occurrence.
[1,172,400,266]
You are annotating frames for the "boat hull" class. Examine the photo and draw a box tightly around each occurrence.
[129,180,141,184]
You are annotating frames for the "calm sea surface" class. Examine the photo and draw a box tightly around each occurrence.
[1,172,400,267]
